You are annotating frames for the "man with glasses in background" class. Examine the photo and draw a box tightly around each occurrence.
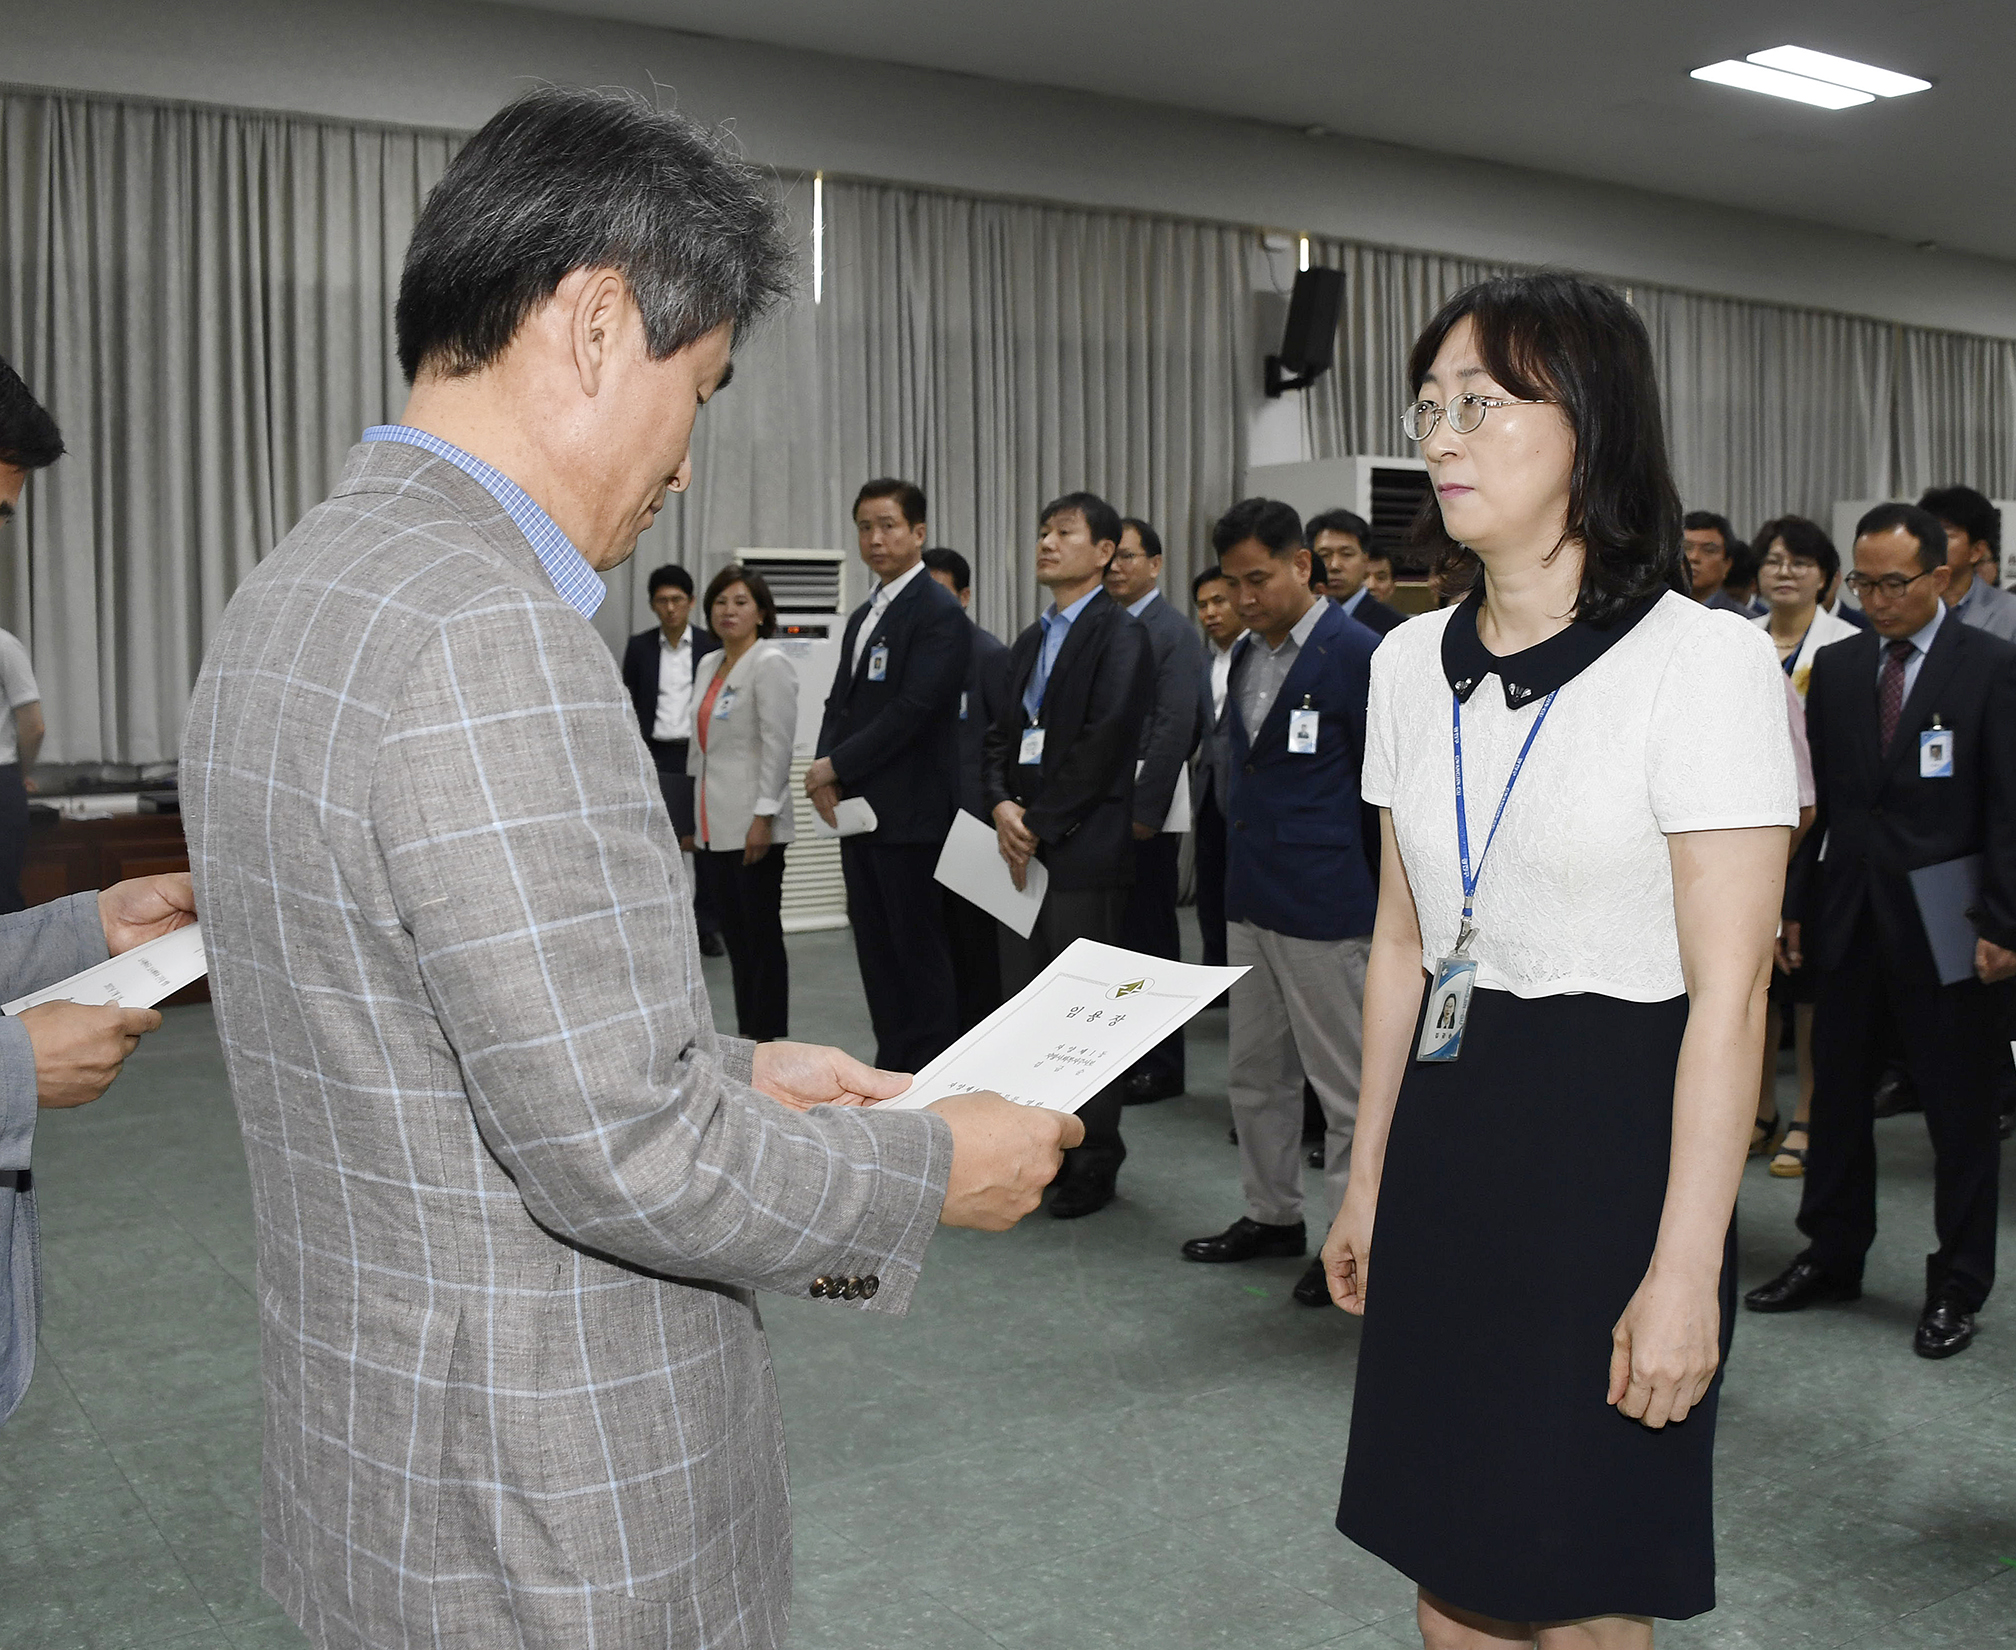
[1750,503,2016,1361]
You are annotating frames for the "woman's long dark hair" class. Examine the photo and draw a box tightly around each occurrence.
[1407,272,1688,627]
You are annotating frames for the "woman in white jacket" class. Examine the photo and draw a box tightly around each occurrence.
[690,564,798,1040]
[1753,516,1857,1177]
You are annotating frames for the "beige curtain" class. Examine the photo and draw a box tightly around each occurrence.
[0,86,455,763]
[1893,326,2016,501]
[820,179,1254,638]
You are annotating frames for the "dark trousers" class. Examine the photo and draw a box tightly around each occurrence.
[695,847,790,1041]
[842,838,959,1071]
[999,885,1128,1181]
[1800,909,2002,1309]
[1194,785,1228,968]
[942,881,1003,1035]
[649,739,719,940]
[1119,830,1185,1090]
[0,764,24,915]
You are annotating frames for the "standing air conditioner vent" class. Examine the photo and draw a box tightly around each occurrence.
[739,556,842,614]
[1368,468,1435,576]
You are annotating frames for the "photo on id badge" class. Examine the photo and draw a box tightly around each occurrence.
[1416,956,1479,1062]
[1920,723,1952,779]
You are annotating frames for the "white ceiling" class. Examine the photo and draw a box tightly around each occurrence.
[509,0,2016,262]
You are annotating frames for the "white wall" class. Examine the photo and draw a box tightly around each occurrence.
[9,0,2016,339]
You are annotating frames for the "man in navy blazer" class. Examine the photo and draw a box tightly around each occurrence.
[1309,508,1407,637]
[1180,499,1378,1308]
[924,547,1014,1033]
[983,492,1156,1218]
[622,563,724,953]
[808,480,971,1070]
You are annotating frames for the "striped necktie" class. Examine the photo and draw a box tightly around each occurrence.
[1877,638,1913,751]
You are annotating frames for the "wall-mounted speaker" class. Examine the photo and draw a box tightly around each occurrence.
[1266,265,1344,397]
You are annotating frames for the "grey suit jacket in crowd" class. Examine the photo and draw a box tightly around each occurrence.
[1957,573,2016,645]
[691,640,799,851]
[181,441,953,1650]
[1130,591,1208,831]
[0,892,111,1426]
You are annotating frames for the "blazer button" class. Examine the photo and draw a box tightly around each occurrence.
[842,1276,863,1300]
[861,1276,880,1299]
[810,1276,833,1299]
[1243,762,1255,774]
[1232,820,1246,831]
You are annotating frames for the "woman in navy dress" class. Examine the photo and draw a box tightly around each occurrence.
[1323,274,1796,1647]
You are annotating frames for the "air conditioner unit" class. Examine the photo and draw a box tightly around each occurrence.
[702,548,859,933]
[1241,456,1434,583]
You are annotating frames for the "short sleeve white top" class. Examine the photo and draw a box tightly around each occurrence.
[1362,590,1797,1001]
[0,630,39,768]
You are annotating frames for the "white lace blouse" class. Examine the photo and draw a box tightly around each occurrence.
[1362,590,1798,1001]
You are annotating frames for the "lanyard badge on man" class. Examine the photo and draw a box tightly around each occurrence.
[1416,688,1558,1063]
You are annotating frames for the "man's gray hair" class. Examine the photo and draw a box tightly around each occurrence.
[395,87,793,381]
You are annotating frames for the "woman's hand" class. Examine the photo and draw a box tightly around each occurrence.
[1319,1184,1378,1314]
[743,816,773,866]
[1608,1265,1721,1429]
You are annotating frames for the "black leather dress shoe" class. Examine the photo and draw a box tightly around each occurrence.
[1181,1216,1306,1263]
[2000,1107,2015,1142]
[1872,1066,1921,1118]
[1048,1170,1118,1220]
[1292,1258,1332,1307]
[698,931,726,958]
[1121,1070,1184,1106]
[1744,1258,1863,1313]
[1914,1295,1977,1359]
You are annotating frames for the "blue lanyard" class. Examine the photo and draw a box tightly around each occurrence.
[1452,688,1558,949]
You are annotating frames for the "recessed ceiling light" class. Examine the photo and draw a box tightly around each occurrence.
[1690,60,1874,109]
[1746,45,1931,99]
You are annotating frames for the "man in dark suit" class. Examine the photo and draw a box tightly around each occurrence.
[1179,500,1378,1308]
[1191,566,1245,970]
[1308,508,1406,637]
[1104,517,1207,1104]
[1749,503,2016,1359]
[924,546,1012,1033]
[622,563,723,953]
[983,491,1155,1218]
[807,480,971,1071]
[1683,510,1759,615]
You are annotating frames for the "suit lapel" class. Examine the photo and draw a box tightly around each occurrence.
[1041,591,1109,709]
[1882,615,1965,780]
[846,569,924,693]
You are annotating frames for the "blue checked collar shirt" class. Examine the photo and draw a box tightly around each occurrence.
[1022,584,1102,722]
[361,426,606,618]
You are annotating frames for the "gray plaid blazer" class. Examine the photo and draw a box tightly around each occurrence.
[182,441,952,1650]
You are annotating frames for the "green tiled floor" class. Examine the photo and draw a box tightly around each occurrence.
[3,922,2012,1648]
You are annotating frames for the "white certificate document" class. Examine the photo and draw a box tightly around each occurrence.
[932,810,1048,938]
[809,796,879,838]
[878,938,1245,1114]
[4,923,208,1015]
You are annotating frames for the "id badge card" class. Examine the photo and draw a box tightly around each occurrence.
[1288,707,1319,755]
[1920,727,1953,778]
[714,686,737,719]
[959,689,970,722]
[1018,725,1046,765]
[1416,955,1480,1063]
[867,644,890,682]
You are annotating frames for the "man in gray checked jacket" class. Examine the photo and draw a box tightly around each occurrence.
[181,90,1077,1650]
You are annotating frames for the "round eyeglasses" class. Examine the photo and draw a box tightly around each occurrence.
[1401,394,1552,442]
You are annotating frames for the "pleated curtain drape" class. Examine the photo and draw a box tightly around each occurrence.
[818,178,1252,639]
[9,82,2016,763]
[0,87,455,763]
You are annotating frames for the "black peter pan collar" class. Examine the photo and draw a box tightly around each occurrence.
[1440,586,1663,708]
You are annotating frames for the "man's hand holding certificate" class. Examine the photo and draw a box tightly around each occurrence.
[880,940,1246,1115]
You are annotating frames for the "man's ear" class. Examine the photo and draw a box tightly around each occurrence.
[569,267,630,397]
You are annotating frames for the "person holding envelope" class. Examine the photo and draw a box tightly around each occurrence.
[692,563,797,1042]
[1749,502,2016,1360]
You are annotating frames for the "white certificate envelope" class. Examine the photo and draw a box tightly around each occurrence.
[933,810,1048,939]
[1132,760,1191,835]
[4,922,208,1015]
[809,797,879,838]
[879,938,1245,1114]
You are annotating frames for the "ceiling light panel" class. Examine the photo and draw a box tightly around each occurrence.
[1690,60,1874,110]
[1746,46,1931,98]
